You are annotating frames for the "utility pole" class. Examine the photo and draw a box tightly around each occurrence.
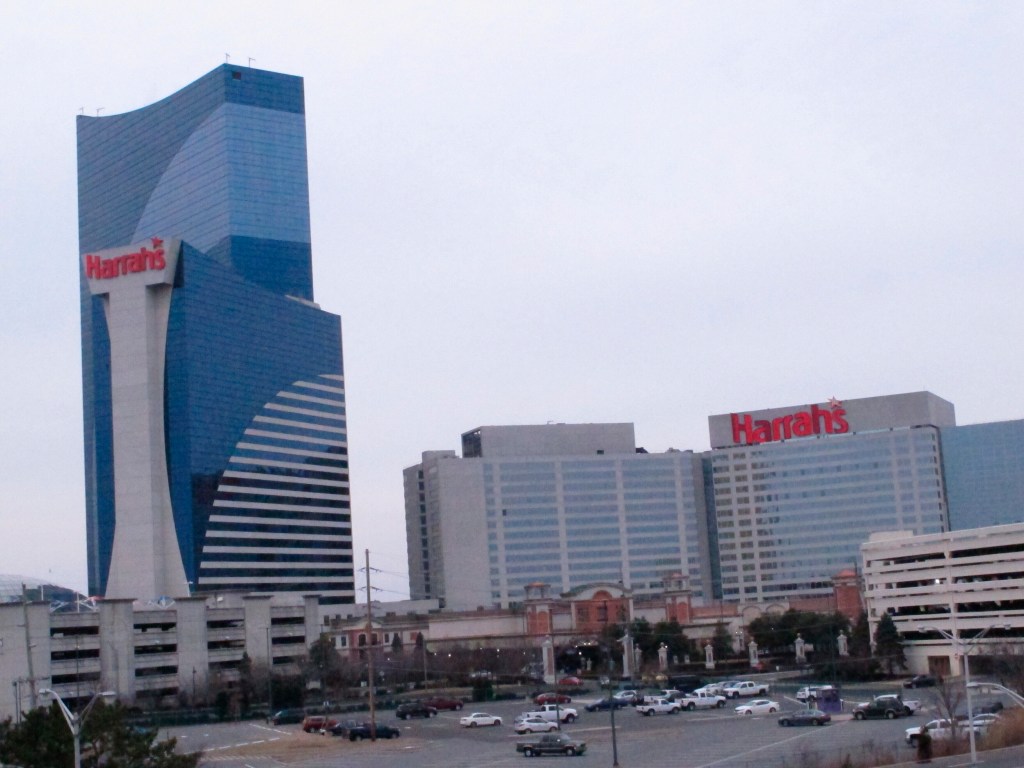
[365,549,376,740]
[21,584,37,709]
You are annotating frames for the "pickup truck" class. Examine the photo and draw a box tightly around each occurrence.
[677,691,727,710]
[521,703,578,723]
[635,697,681,716]
[516,733,587,757]
[723,681,770,698]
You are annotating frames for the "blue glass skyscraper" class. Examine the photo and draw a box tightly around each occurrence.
[78,65,353,604]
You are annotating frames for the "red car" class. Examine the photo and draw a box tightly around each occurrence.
[558,676,583,688]
[424,695,465,711]
[535,692,572,705]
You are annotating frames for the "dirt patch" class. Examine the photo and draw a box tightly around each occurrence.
[212,731,419,761]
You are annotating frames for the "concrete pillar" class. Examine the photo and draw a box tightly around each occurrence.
[175,598,209,704]
[99,599,136,702]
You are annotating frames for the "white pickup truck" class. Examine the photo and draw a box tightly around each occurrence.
[723,681,770,698]
[677,690,727,710]
[522,703,578,723]
[635,697,681,716]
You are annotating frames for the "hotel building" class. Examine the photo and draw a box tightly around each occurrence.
[78,66,352,604]
[407,392,1020,611]
[404,424,711,610]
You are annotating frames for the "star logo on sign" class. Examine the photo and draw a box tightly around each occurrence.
[827,397,842,409]
[151,237,163,249]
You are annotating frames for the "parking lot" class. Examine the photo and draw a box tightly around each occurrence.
[161,687,1003,768]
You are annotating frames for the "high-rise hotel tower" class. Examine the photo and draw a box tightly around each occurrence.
[78,66,353,604]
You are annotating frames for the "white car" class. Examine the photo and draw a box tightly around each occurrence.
[735,699,780,715]
[514,716,559,734]
[460,712,502,727]
[613,689,641,704]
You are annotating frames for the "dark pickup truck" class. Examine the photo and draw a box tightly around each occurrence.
[516,733,587,757]
[329,720,401,740]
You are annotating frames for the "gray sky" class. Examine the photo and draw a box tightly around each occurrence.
[2,2,1022,602]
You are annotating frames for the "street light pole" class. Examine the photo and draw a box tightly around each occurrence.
[966,680,1024,708]
[922,622,1009,766]
[266,625,273,718]
[39,687,115,768]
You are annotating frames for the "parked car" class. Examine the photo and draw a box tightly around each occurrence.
[612,689,642,705]
[424,695,465,711]
[779,709,831,726]
[336,721,401,741]
[853,697,907,720]
[723,681,770,699]
[907,714,1000,746]
[535,692,572,706]
[301,714,337,733]
[584,697,629,712]
[270,708,305,725]
[515,716,559,734]
[735,699,780,715]
[666,674,706,693]
[635,697,681,716]
[460,712,503,727]
[395,702,438,720]
[693,683,726,696]
[515,733,587,757]
[558,676,584,687]
[904,674,938,688]
[329,720,362,741]
[873,694,921,714]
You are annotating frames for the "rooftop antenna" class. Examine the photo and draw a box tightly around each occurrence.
[78,107,84,115]
[248,57,256,68]
[225,53,230,63]
[96,107,104,116]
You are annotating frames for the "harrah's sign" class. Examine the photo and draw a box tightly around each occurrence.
[731,400,849,446]
[84,237,166,279]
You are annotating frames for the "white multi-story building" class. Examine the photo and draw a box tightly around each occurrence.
[861,525,1024,676]
[404,424,710,610]
[0,590,317,720]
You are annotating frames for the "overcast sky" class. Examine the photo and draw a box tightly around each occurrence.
[1,2,1022,602]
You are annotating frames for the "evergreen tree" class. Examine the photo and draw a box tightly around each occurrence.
[0,700,200,768]
[850,611,872,658]
[873,613,906,675]
[711,622,733,660]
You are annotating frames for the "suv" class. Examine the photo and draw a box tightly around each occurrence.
[270,708,305,725]
[396,702,438,720]
[301,714,337,733]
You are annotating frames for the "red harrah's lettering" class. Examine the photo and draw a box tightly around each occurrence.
[85,237,166,280]
[731,404,849,445]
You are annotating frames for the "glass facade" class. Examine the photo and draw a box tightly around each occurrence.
[941,419,1024,531]
[407,434,708,610]
[78,66,352,603]
[709,427,947,601]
